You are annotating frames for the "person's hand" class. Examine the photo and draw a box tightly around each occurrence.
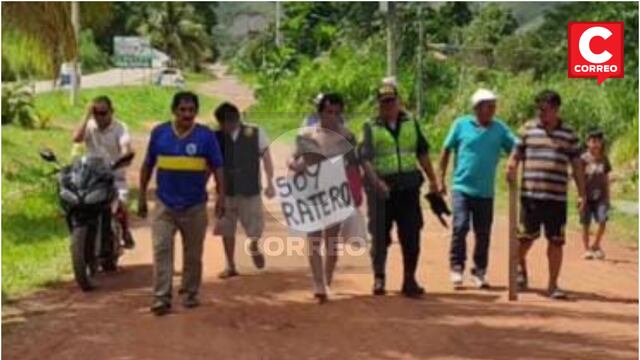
[438,181,448,196]
[288,157,306,173]
[506,161,518,183]
[428,180,439,195]
[264,183,276,199]
[84,103,94,120]
[137,194,148,219]
[214,197,225,219]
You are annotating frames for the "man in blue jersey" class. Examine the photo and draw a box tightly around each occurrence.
[138,91,225,316]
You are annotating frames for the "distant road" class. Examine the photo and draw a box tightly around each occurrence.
[33,68,161,94]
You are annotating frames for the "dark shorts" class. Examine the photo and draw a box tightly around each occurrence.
[580,200,609,226]
[518,197,567,245]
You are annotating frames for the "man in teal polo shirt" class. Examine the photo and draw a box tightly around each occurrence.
[439,89,518,289]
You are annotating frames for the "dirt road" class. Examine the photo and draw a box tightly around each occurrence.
[2,66,637,360]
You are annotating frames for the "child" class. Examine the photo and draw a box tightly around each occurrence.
[581,129,611,260]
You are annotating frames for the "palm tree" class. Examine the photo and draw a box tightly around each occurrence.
[2,2,112,82]
[2,2,77,82]
[135,3,211,71]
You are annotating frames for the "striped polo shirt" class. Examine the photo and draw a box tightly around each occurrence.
[144,121,223,210]
[516,119,580,202]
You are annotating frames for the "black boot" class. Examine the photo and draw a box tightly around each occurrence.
[373,275,386,296]
[401,277,425,298]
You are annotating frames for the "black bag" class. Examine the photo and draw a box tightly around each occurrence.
[425,192,451,228]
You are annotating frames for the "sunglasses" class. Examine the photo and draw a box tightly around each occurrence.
[379,97,397,104]
[93,109,109,116]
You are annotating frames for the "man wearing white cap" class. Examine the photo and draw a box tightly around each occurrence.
[439,89,518,289]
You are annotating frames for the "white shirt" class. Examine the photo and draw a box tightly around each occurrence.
[84,118,131,178]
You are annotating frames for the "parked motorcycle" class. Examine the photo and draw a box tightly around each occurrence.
[40,148,134,291]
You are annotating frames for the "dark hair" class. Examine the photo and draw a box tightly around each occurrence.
[587,128,605,141]
[92,95,113,110]
[171,91,199,111]
[214,102,240,123]
[317,93,344,113]
[535,90,562,108]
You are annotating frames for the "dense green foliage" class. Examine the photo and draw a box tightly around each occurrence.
[33,85,220,131]
[2,2,220,81]
[234,2,638,181]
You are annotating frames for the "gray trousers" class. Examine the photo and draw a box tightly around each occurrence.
[152,201,208,303]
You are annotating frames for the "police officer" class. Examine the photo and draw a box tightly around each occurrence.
[359,79,439,297]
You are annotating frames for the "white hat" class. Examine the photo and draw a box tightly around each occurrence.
[313,93,325,105]
[471,89,497,108]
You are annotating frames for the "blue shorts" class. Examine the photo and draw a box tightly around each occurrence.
[581,201,609,226]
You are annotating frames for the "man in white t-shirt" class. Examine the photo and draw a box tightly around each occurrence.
[72,96,135,248]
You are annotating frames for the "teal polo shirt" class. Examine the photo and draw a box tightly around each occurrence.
[443,115,518,198]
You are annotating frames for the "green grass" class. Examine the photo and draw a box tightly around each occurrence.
[34,85,221,131]
[2,125,74,298]
[184,70,216,84]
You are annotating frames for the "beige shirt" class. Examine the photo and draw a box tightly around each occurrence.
[84,118,131,179]
[295,126,356,162]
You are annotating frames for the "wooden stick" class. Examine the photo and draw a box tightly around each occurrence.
[508,179,518,301]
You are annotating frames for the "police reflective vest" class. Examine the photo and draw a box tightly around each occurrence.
[369,118,419,176]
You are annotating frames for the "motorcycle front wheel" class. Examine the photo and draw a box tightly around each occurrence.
[70,226,97,291]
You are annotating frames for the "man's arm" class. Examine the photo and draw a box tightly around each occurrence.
[418,153,439,194]
[262,148,275,198]
[571,158,586,210]
[506,150,520,183]
[362,160,390,197]
[414,120,438,193]
[439,149,451,194]
[212,167,225,218]
[72,106,93,143]
[138,164,153,218]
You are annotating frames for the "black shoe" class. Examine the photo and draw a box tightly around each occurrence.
[122,230,135,250]
[314,293,328,304]
[402,281,425,298]
[373,277,386,296]
[183,294,200,309]
[150,300,171,316]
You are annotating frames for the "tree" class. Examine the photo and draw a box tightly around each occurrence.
[2,2,77,81]
[462,4,518,68]
[135,3,211,70]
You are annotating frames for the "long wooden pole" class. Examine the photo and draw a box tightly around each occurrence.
[508,179,518,301]
[70,1,80,105]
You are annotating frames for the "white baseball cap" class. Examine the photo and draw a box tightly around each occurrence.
[471,89,497,108]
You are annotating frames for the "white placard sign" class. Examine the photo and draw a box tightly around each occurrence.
[274,156,354,233]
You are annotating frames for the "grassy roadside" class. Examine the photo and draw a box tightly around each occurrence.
[2,81,220,299]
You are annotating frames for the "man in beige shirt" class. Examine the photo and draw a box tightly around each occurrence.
[73,96,135,248]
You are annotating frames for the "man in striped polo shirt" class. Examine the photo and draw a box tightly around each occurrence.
[506,90,585,300]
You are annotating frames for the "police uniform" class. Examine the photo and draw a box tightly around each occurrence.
[360,110,430,294]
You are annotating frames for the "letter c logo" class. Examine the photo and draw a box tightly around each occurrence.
[579,26,613,64]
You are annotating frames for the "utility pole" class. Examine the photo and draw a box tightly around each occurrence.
[275,1,282,47]
[416,4,424,119]
[70,1,80,105]
[385,1,397,77]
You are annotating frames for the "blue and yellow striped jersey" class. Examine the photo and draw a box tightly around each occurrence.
[144,121,223,210]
